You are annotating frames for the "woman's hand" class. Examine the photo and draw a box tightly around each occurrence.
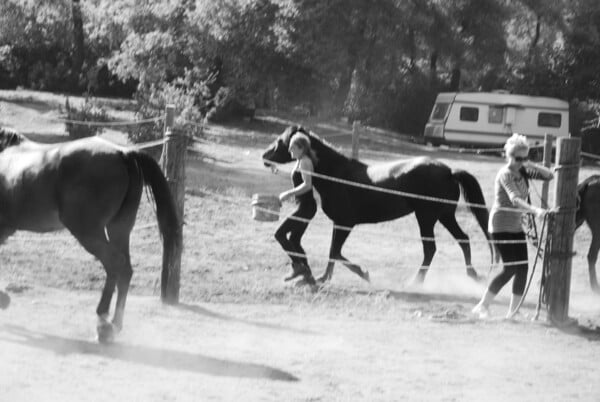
[270,164,279,174]
[279,191,291,203]
[533,206,547,219]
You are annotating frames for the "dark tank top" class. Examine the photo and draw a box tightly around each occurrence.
[292,169,315,204]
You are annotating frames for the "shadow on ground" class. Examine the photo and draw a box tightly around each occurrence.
[0,323,299,381]
[176,302,318,335]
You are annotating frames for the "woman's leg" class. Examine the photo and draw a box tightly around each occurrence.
[506,237,529,317]
[488,232,527,294]
[288,201,317,266]
[473,232,526,317]
[274,201,316,282]
[274,216,304,263]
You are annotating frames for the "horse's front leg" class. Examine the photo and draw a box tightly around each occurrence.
[318,225,368,283]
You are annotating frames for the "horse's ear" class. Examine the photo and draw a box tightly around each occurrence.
[297,126,309,135]
[283,125,297,141]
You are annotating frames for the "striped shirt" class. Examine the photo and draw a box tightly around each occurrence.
[488,164,552,233]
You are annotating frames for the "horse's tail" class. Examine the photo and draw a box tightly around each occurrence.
[128,151,182,301]
[452,169,495,261]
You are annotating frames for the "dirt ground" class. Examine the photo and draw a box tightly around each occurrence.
[2,90,600,401]
[2,286,600,402]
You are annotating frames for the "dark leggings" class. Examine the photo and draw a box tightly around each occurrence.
[489,232,528,295]
[274,199,317,265]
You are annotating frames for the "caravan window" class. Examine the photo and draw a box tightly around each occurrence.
[488,106,503,124]
[460,106,479,122]
[431,103,450,120]
[538,112,561,128]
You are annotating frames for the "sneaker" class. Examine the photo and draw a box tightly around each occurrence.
[506,310,528,321]
[471,303,490,319]
[284,262,309,282]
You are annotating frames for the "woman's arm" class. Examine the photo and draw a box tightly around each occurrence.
[525,162,554,181]
[511,197,547,218]
[500,171,547,218]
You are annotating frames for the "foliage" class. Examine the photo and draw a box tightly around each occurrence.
[64,96,109,139]
[127,76,205,144]
[5,0,600,134]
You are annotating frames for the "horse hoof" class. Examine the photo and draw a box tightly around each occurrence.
[316,275,330,284]
[410,270,427,286]
[97,322,116,344]
[0,291,10,309]
[362,271,371,283]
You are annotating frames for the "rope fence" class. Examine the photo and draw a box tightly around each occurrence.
[262,158,548,215]
[5,107,589,317]
[53,115,165,126]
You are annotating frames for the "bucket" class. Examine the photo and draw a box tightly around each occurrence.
[251,194,281,222]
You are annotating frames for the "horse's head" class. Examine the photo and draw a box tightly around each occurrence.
[262,125,310,166]
[0,127,24,152]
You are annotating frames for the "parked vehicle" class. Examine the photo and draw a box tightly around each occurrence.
[424,92,569,147]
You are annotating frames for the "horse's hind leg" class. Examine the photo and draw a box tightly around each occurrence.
[69,228,130,343]
[439,214,479,281]
[319,225,369,283]
[412,212,437,284]
[101,179,141,335]
[587,229,600,293]
[105,227,133,332]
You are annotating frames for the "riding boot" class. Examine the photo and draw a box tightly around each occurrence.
[472,289,495,319]
[284,261,309,282]
[506,293,524,319]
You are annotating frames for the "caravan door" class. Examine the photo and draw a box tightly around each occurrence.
[504,106,516,135]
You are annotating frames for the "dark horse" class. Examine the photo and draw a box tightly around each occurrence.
[576,175,600,293]
[0,128,181,342]
[262,126,492,284]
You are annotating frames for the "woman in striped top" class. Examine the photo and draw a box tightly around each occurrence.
[472,133,554,319]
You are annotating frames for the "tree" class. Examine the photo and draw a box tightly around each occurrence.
[72,0,85,87]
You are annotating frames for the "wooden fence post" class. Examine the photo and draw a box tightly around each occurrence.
[352,121,360,159]
[546,137,580,324]
[541,134,555,208]
[160,104,185,304]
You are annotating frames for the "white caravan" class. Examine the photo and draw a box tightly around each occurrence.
[423,92,569,147]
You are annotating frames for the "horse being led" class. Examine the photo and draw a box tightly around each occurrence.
[0,127,181,342]
[576,175,600,293]
[262,126,492,284]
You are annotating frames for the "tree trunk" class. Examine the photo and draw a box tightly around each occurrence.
[72,0,85,90]
[528,13,541,64]
[408,27,416,72]
[450,65,461,91]
[429,51,438,88]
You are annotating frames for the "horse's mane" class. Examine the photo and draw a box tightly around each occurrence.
[299,127,354,165]
[0,127,24,151]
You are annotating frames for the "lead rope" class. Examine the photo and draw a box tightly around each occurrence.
[534,212,555,320]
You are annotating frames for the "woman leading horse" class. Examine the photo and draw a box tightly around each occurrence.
[0,127,181,342]
[263,126,492,284]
